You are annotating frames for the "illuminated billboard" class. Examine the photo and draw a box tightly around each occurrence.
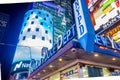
[92,0,120,32]
[12,0,73,75]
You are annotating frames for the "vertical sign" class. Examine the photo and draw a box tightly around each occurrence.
[73,0,95,52]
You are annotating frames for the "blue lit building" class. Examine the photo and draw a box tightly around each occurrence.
[10,0,120,80]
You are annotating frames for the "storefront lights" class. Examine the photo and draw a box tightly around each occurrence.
[94,53,99,57]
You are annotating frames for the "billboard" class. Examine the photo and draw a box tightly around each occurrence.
[73,0,95,52]
[12,0,74,75]
[92,0,120,32]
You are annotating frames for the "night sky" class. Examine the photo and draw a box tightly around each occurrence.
[0,3,31,80]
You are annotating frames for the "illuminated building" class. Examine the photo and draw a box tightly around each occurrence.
[11,6,54,80]
[10,0,120,80]
[27,0,120,80]
[32,0,73,43]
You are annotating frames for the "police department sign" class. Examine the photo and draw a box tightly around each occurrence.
[73,0,87,39]
[73,0,95,52]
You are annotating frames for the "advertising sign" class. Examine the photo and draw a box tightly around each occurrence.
[73,0,95,52]
[11,61,30,74]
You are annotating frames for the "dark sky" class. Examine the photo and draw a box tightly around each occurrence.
[0,3,30,80]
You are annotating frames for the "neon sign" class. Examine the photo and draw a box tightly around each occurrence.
[95,35,120,50]
[39,24,76,65]
[73,0,95,52]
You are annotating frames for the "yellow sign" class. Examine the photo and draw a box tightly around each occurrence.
[103,5,113,14]
[106,25,120,36]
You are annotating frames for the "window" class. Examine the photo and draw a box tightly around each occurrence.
[36,28,39,32]
[27,28,31,32]
[24,23,26,26]
[31,11,33,14]
[50,21,52,24]
[38,11,41,14]
[45,30,48,34]
[27,17,29,20]
[42,36,45,40]
[35,16,38,19]
[23,36,26,40]
[46,14,49,17]
[21,31,23,34]
[44,18,46,20]
[32,35,36,39]
[88,66,103,77]
[40,22,43,25]
[31,21,34,24]
[49,40,51,43]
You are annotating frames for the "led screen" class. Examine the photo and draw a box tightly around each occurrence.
[12,0,73,74]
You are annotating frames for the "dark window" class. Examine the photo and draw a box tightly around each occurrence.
[88,66,103,77]
[44,18,46,20]
[32,35,36,39]
[21,31,23,34]
[23,36,26,40]
[45,30,48,34]
[49,40,51,43]
[50,21,52,24]
[24,23,26,26]
[46,14,49,17]
[40,22,43,25]
[38,11,41,14]
[31,11,33,14]
[31,21,34,24]
[35,16,38,19]
[36,28,39,32]
[42,36,45,40]
[27,28,31,32]
[27,17,29,20]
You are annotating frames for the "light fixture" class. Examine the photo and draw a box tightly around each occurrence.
[99,46,105,49]
[37,72,40,76]
[114,50,117,52]
[71,48,77,53]
[49,65,53,68]
[43,69,46,72]
[112,58,116,61]
[94,53,99,57]
[58,58,62,62]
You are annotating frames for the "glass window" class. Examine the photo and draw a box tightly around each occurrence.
[36,28,39,32]
[31,11,33,14]
[42,36,45,40]
[27,28,31,32]
[32,35,36,39]
[35,16,38,19]
[50,21,52,24]
[21,31,23,34]
[40,22,43,25]
[49,40,51,43]
[27,17,29,20]
[88,66,103,77]
[46,14,49,17]
[45,30,48,34]
[24,23,26,26]
[31,21,34,24]
[38,11,41,14]
[44,18,46,20]
[23,36,26,40]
